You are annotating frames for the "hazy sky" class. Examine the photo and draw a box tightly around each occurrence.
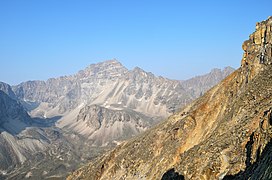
[0,0,271,85]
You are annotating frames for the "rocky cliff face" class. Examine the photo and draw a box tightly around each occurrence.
[74,105,156,146]
[0,90,31,134]
[68,17,272,180]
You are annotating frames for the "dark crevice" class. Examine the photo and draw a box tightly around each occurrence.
[161,168,185,180]
[264,108,272,126]
[245,132,254,167]
[223,140,272,180]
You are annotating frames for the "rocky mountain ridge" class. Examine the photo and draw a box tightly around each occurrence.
[12,60,233,145]
[13,60,187,118]
[0,60,233,178]
[68,17,272,180]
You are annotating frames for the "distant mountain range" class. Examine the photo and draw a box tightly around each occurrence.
[181,66,235,98]
[0,61,234,179]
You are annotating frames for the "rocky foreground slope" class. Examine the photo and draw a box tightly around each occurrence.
[68,17,272,180]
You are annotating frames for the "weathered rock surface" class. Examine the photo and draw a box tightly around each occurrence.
[67,17,272,180]
[74,104,157,146]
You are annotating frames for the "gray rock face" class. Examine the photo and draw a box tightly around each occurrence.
[76,105,157,146]
[0,82,17,100]
[0,90,31,134]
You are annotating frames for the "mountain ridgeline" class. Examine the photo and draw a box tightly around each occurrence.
[13,61,188,118]
[68,17,272,179]
[11,61,233,145]
[0,60,233,179]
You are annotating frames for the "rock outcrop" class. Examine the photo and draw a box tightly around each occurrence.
[68,17,272,180]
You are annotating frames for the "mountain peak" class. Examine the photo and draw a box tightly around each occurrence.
[130,66,156,80]
[210,68,221,73]
[77,59,128,79]
[223,66,235,72]
[132,66,146,73]
[87,59,125,69]
[100,59,123,66]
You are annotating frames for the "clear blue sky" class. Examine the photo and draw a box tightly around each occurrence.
[0,0,271,85]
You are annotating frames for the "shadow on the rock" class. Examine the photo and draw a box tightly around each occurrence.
[223,139,272,180]
[161,168,185,180]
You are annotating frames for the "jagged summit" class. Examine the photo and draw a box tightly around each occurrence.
[76,59,128,80]
[68,17,272,180]
[87,59,126,70]
[132,66,146,73]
